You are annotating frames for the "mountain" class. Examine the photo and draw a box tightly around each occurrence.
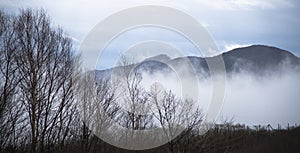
[219,45,300,74]
[143,54,171,62]
[95,45,300,79]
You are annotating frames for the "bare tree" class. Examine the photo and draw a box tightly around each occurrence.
[75,71,121,153]
[0,10,26,152]
[116,56,154,132]
[11,9,77,153]
[149,83,203,153]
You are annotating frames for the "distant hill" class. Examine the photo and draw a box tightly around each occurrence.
[217,45,299,74]
[96,45,300,79]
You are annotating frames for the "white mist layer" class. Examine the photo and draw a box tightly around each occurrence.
[139,70,300,127]
[222,71,300,127]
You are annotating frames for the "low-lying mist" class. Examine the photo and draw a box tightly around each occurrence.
[137,64,300,127]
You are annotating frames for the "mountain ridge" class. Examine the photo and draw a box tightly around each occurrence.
[95,45,300,79]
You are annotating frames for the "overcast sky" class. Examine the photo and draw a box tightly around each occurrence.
[1,0,300,69]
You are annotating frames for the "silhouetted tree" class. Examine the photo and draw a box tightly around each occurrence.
[0,10,26,152]
[2,9,78,153]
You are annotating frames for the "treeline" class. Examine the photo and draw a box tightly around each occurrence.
[1,9,299,153]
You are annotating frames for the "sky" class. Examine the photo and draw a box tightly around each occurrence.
[1,0,300,69]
